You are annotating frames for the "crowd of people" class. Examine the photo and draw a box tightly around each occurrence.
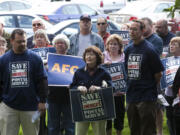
[0,13,180,135]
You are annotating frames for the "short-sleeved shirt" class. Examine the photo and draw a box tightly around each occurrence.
[124,40,164,103]
[0,49,47,111]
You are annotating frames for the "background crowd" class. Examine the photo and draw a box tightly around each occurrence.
[0,13,180,135]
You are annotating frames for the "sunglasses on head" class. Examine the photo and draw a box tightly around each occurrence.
[32,23,42,27]
[97,22,106,25]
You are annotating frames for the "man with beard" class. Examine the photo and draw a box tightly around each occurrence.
[141,17,164,135]
[141,17,163,56]
[0,29,48,135]
[155,19,175,57]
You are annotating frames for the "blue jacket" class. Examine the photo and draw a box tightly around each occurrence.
[68,32,104,55]
[70,66,112,89]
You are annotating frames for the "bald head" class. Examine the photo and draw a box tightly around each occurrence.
[155,19,168,37]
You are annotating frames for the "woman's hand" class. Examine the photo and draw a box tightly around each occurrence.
[77,86,87,95]
[104,62,112,65]
[89,85,101,93]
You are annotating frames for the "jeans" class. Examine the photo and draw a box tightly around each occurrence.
[48,101,75,135]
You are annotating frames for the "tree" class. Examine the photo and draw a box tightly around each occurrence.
[164,0,180,18]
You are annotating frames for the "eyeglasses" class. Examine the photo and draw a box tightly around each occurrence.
[97,22,106,26]
[32,23,42,27]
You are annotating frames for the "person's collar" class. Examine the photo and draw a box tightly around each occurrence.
[133,37,144,45]
[84,65,100,71]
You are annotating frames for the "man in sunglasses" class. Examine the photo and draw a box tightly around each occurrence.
[97,17,110,48]
[27,18,54,49]
[69,14,104,56]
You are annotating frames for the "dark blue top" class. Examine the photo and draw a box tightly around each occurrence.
[124,40,164,103]
[161,32,175,47]
[0,50,47,111]
[146,33,163,56]
[70,66,112,89]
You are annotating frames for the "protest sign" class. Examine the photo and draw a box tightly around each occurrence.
[110,30,130,45]
[31,47,56,60]
[160,56,180,89]
[47,53,85,86]
[70,87,115,122]
[102,63,127,92]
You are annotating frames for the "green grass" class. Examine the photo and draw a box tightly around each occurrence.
[19,112,170,135]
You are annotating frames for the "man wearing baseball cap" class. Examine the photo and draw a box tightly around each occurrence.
[69,14,104,56]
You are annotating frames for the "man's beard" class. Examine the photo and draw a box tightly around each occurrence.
[17,45,26,53]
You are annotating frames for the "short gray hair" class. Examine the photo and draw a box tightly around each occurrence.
[33,29,50,44]
[52,34,70,50]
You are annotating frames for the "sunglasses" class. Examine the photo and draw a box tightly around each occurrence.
[32,23,42,27]
[97,22,106,25]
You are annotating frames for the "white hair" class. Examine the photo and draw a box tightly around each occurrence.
[52,34,70,50]
[33,29,50,44]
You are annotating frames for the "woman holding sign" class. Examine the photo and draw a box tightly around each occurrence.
[70,46,112,135]
[48,34,75,135]
[103,34,125,135]
[165,37,180,135]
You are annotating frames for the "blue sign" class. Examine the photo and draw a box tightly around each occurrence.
[110,30,130,45]
[47,53,85,86]
[160,56,180,89]
[102,63,127,92]
[31,47,56,60]
[70,87,115,122]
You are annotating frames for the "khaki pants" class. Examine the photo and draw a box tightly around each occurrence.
[75,120,106,135]
[0,102,39,135]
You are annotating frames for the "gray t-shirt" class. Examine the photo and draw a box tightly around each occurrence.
[78,34,91,56]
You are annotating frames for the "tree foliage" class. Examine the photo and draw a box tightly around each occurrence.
[164,0,180,18]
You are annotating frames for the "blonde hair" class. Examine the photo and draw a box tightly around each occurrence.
[170,37,180,47]
[106,34,123,54]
